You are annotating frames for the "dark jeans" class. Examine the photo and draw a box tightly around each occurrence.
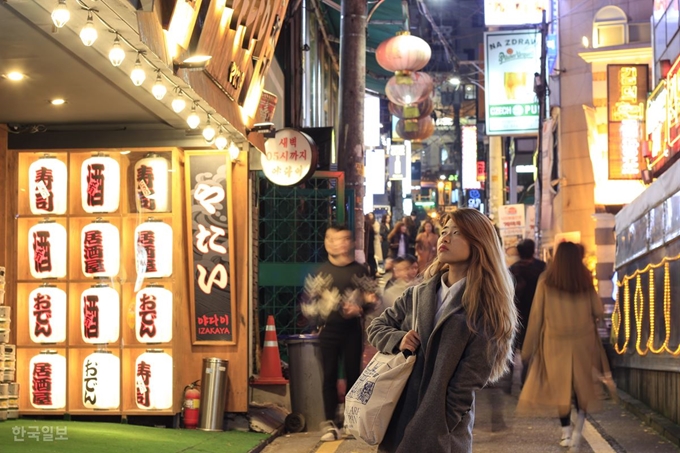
[320,328,363,422]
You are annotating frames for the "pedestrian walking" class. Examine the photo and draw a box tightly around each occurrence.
[301,224,378,441]
[387,221,410,259]
[367,208,518,453]
[380,214,392,265]
[415,220,438,274]
[518,241,606,450]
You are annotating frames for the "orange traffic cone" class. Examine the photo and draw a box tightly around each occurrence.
[253,315,288,385]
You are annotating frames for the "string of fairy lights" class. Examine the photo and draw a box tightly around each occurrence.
[612,254,680,356]
[48,0,230,150]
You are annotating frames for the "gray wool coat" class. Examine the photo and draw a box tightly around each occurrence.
[367,273,497,453]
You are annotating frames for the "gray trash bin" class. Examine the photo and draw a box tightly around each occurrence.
[198,358,229,431]
[284,335,325,432]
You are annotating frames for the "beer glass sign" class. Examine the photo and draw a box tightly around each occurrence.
[484,30,542,135]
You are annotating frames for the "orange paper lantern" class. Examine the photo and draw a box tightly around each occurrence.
[385,72,434,106]
[376,31,432,74]
[396,117,435,141]
[388,97,434,119]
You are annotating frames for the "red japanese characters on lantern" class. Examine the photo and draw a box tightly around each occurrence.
[28,221,67,279]
[81,285,120,344]
[135,286,173,344]
[83,351,120,410]
[135,350,173,410]
[30,350,66,409]
[261,128,319,186]
[81,155,121,213]
[81,221,120,278]
[135,221,173,279]
[28,286,66,344]
[376,31,432,74]
[29,156,68,215]
[134,154,170,213]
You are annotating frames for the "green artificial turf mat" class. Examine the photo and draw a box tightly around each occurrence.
[0,419,269,453]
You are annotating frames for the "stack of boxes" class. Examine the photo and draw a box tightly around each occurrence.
[0,266,18,421]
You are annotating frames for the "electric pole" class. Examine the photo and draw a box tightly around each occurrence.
[337,0,367,260]
[534,9,548,253]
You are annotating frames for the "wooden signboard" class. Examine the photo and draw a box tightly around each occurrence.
[184,152,236,344]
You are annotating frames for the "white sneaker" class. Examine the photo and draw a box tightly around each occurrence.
[570,410,585,449]
[320,420,341,442]
[560,426,572,447]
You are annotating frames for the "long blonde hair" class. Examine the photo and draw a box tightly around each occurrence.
[424,209,517,383]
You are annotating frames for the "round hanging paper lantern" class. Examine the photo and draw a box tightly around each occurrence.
[135,350,173,410]
[388,97,434,120]
[81,285,120,344]
[82,351,120,409]
[134,155,170,213]
[385,72,434,106]
[81,155,120,213]
[396,117,436,141]
[81,221,120,278]
[30,351,66,409]
[28,286,67,344]
[135,286,173,344]
[134,221,173,279]
[28,221,67,279]
[29,157,68,215]
[376,31,431,74]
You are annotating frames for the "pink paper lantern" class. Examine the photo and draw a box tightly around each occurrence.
[385,72,434,106]
[376,31,432,74]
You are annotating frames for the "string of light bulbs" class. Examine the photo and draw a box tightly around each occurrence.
[611,253,680,356]
[48,0,232,150]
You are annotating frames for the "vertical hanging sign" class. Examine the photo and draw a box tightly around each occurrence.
[184,152,236,344]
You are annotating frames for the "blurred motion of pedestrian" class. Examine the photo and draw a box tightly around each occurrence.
[380,214,392,266]
[518,241,606,450]
[415,220,438,274]
[301,224,378,442]
[387,221,411,259]
[364,213,381,277]
[367,209,518,453]
[404,214,418,256]
[509,239,546,388]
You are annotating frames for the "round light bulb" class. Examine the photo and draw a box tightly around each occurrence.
[203,122,216,142]
[80,14,98,46]
[109,37,125,67]
[152,75,167,100]
[51,0,70,28]
[229,142,241,162]
[215,134,228,150]
[130,58,146,86]
[171,94,186,113]
[187,109,200,129]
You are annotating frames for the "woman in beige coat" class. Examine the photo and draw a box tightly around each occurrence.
[518,241,605,450]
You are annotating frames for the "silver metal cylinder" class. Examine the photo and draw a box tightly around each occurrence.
[198,358,229,431]
[285,335,324,431]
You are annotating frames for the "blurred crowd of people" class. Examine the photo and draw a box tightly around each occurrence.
[299,209,613,452]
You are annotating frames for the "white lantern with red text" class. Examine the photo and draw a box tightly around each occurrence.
[28,221,67,279]
[134,221,173,279]
[134,155,170,213]
[28,286,66,344]
[135,350,173,410]
[82,351,120,409]
[30,350,66,409]
[29,157,68,215]
[81,221,120,278]
[135,286,173,344]
[80,285,120,344]
[81,155,120,213]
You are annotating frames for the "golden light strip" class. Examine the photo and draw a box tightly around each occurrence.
[647,268,665,353]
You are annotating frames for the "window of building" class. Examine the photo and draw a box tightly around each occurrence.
[592,6,628,48]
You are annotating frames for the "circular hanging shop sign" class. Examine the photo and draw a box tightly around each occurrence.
[261,128,318,186]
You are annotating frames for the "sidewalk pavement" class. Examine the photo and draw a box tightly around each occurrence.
[261,388,680,453]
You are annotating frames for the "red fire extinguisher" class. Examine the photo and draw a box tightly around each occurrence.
[183,381,200,429]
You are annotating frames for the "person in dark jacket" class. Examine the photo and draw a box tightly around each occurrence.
[387,222,410,259]
[509,239,546,386]
[367,209,518,453]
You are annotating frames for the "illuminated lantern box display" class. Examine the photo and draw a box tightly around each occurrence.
[82,351,120,410]
[28,156,67,215]
[135,286,173,344]
[134,155,170,213]
[28,286,66,344]
[135,350,172,410]
[81,221,120,278]
[134,221,173,279]
[80,285,120,344]
[28,221,67,279]
[29,351,66,410]
[81,155,120,213]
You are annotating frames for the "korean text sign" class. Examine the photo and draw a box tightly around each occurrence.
[484,30,542,136]
[185,152,235,343]
[607,64,648,180]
